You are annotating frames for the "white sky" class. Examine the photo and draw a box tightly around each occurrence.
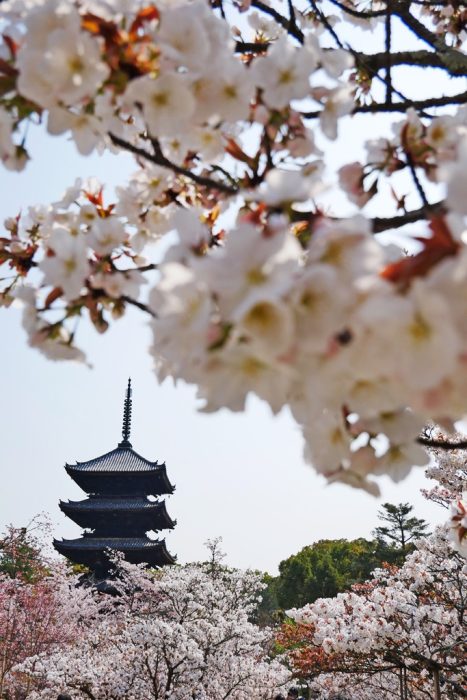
[0,9,453,574]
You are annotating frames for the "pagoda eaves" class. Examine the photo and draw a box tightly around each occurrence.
[65,446,174,496]
[59,497,176,535]
[54,536,176,568]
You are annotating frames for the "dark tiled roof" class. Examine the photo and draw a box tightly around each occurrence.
[58,537,167,549]
[66,447,165,473]
[62,497,162,511]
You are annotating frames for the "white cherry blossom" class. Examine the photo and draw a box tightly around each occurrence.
[39,228,89,299]
[253,36,317,109]
[125,73,195,138]
[17,21,109,107]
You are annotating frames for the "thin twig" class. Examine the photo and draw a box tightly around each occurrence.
[327,0,386,19]
[385,3,392,104]
[109,133,239,195]
[405,151,430,209]
[251,0,304,42]
[121,295,156,317]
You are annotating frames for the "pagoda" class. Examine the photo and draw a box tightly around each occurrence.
[54,379,176,576]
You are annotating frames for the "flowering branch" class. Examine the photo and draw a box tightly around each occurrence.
[109,134,239,195]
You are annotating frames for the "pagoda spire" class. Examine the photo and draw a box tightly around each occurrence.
[119,378,132,448]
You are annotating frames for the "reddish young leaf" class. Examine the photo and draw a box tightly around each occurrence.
[81,13,122,46]
[225,138,256,169]
[83,188,104,208]
[2,34,18,59]
[381,215,459,285]
[130,5,160,37]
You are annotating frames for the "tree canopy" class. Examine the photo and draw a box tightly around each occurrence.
[259,537,398,620]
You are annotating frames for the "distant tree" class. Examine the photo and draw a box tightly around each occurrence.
[0,517,50,582]
[373,503,429,563]
[255,573,281,626]
[260,539,393,617]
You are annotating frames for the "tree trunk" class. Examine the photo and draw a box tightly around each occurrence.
[433,669,441,700]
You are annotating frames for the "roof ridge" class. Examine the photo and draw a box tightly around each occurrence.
[65,445,163,471]
[78,446,158,466]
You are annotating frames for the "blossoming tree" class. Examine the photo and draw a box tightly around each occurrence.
[1,0,467,537]
[281,528,467,699]
[0,565,97,699]
[17,542,288,699]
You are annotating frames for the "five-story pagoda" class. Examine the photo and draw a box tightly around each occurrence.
[54,380,176,575]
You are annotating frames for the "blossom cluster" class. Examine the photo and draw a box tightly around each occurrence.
[1,0,467,511]
[0,0,352,169]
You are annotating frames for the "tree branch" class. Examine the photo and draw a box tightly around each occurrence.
[326,0,386,19]
[354,49,467,76]
[301,90,467,118]
[121,296,156,317]
[371,200,444,233]
[235,40,270,54]
[417,436,467,450]
[394,6,467,74]
[109,133,239,195]
[250,0,304,42]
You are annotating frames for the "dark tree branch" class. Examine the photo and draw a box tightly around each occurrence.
[326,0,387,19]
[131,263,158,273]
[250,0,304,42]
[109,133,239,195]
[287,0,300,35]
[354,49,467,76]
[394,6,467,73]
[235,40,270,54]
[418,436,467,450]
[309,0,345,49]
[121,296,156,317]
[290,201,444,234]
[301,90,467,118]
[405,150,430,208]
[371,200,444,233]
[309,1,431,115]
[385,5,393,104]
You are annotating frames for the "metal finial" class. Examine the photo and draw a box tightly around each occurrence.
[119,378,132,448]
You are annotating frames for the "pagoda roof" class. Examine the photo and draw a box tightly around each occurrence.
[54,535,176,567]
[62,496,165,511]
[66,446,166,473]
[56,536,169,550]
[59,497,176,529]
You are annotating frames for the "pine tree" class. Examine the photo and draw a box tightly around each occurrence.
[373,503,429,562]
